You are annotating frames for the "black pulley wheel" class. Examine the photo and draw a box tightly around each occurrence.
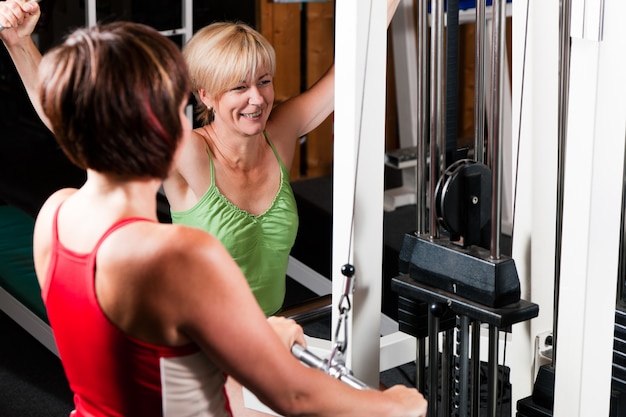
[434,159,491,238]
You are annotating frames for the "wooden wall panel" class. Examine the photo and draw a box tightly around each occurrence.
[258,0,304,178]
[303,2,335,179]
[458,17,514,151]
[258,0,336,181]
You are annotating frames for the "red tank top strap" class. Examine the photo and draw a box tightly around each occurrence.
[51,203,154,255]
[91,217,154,253]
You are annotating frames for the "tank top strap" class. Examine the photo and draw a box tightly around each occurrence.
[92,217,154,253]
[262,130,287,170]
[205,145,216,187]
[52,203,154,255]
[204,131,282,185]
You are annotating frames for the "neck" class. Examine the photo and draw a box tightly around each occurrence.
[205,124,265,171]
[81,170,161,219]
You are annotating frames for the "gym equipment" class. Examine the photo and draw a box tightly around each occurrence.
[291,344,370,390]
[390,1,538,416]
[287,262,371,390]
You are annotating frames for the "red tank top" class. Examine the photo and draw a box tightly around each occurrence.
[41,205,232,416]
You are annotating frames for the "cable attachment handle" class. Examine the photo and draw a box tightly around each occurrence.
[328,263,356,370]
[338,263,356,313]
[292,344,370,390]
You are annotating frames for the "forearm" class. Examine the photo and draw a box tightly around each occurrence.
[5,38,50,129]
[263,364,420,417]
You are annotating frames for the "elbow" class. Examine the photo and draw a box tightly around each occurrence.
[253,378,322,417]
[260,391,313,417]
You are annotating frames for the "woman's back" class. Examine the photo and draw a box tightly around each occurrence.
[39,199,231,417]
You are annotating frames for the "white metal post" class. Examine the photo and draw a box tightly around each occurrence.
[510,0,560,406]
[333,0,387,387]
[554,0,626,415]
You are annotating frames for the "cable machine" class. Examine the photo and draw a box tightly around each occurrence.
[390,1,539,416]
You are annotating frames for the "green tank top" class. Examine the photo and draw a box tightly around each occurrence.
[170,133,299,316]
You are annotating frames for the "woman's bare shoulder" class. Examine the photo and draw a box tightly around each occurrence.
[132,223,233,273]
[33,188,77,239]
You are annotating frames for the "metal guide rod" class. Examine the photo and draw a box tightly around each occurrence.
[429,0,446,238]
[553,0,572,370]
[416,0,429,235]
[471,322,481,417]
[489,0,507,260]
[427,307,441,417]
[474,0,487,164]
[415,0,428,395]
[416,335,426,394]
[487,326,500,417]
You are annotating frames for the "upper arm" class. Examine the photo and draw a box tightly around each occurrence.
[162,130,211,211]
[267,65,335,148]
[165,230,310,407]
[32,189,76,285]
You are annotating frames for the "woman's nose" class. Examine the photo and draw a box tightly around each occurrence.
[248,86,264,105]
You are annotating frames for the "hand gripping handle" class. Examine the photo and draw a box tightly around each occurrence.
[291,344,370,390]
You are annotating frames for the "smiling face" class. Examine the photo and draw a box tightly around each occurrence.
[208,70,275,138]
[183,22,277,128]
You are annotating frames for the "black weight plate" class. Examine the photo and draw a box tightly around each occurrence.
[435,159,471,232]
[439,161,491,237]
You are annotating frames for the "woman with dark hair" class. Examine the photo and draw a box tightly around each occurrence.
[0,2,427,416]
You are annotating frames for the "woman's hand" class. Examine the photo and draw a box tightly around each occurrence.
[267,316,306,351]
[382,385,428,417]
[0,0,40,45]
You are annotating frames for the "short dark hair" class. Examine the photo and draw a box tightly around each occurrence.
[39,22,190,179]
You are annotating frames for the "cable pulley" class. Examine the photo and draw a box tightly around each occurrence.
[434,159,492,248]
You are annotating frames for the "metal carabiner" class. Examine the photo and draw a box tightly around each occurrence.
[327,264,356,370]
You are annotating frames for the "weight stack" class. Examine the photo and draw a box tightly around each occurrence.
[396,293,457,339]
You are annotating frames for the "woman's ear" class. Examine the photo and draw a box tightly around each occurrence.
[198,88,214,109]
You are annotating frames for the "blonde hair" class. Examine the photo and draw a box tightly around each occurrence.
[183,22,276,125]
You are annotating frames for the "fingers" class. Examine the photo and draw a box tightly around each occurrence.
[0,0,39,33]
[267,316,306,350]
[384,385,428,417]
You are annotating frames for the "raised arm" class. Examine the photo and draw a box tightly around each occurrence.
[267,63,335,143]
[267,0,401,149]
[0,0,50,130]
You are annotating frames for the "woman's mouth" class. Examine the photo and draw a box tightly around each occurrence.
[242,110,263,119]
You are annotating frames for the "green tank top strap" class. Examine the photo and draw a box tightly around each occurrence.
[205,146,216,187]
[262,130,288,172]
